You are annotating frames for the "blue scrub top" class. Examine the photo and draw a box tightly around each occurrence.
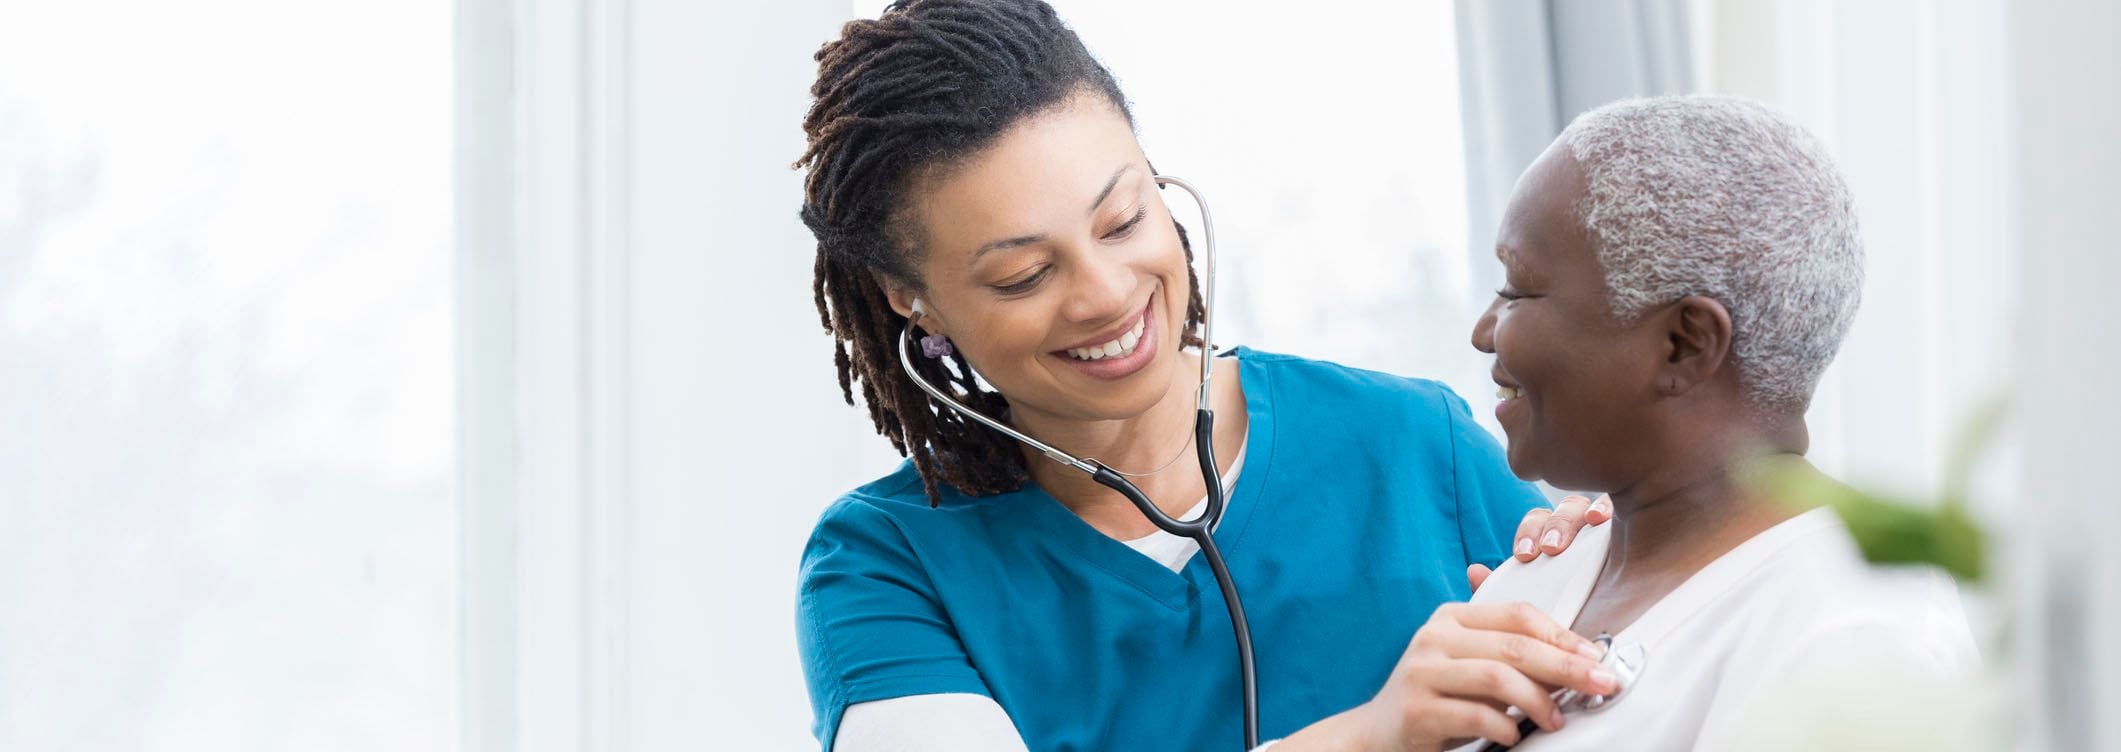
[796,348,1545,751]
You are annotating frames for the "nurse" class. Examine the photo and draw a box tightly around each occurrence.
[794,1,1614,749]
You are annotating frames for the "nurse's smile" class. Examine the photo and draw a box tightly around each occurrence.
[1052,294,1159,381]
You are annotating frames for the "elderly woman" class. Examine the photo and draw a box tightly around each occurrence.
[1426,96,1977,750]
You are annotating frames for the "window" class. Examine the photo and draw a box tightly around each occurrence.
[0,2,455,748]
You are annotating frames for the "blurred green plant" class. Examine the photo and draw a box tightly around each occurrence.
[1740,394,2005,583]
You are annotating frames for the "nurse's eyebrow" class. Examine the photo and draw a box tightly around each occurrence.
[1088,163,1132,213]
[973,233,1046,259]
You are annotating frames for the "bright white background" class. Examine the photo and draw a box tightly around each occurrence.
[3,0,2114,749]
[0,0,454,749]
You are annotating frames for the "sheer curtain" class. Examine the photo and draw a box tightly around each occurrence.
[1454,0,2020,505]
[1454,0,1696,302]
[1699,0,2016,504]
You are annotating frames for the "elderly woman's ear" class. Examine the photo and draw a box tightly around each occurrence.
[1659,295,1736,397]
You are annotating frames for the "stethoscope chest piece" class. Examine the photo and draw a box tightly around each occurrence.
[1562,634,1649,714]
[1473,634,1651,751]
[1577,639,1647,712]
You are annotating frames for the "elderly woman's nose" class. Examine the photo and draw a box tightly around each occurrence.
[1471,300,1502,354]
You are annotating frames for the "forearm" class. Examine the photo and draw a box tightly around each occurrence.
[1264,704,1382,752]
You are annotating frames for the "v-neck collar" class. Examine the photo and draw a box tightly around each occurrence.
[1556,508,1843,646]
[1011,348,1277,610]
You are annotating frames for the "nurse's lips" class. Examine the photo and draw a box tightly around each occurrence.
[1052,297,1158,380]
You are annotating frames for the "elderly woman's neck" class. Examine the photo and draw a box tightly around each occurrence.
[1600,415,1810,583]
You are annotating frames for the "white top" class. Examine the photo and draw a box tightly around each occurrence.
[1451,507,1980,751]
[836,436,1265,752]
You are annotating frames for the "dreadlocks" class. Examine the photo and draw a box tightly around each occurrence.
[795,0,1204,506]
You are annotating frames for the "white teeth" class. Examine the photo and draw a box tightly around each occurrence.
[1497,386,1524,400]
[1067,314,1148,361]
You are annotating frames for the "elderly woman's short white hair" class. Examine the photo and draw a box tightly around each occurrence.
[1560,95,1863,410]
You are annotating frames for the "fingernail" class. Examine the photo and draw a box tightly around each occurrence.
[1515,537,1534,556]
[1575,642,1604,660]
[1549,708,1566,730]
[1540,529,1562,549]
[1591,668,1618,692]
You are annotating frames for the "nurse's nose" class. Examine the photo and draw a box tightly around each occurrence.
[1059,252,1135,325]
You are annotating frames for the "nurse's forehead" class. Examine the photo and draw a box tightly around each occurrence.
[919,150,1145,264]
[916,158,1136,251]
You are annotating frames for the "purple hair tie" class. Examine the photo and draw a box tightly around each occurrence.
[920,333,954,359]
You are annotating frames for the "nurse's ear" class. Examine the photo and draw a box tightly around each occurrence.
[881,278,949,336]
[1655,295,1735,397]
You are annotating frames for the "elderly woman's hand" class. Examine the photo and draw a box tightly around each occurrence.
[1272,602,1618,751]
[1467,495,1612,591]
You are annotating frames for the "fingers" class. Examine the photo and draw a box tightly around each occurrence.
[1430,603,1616,697]
[1426,659,1566,732]
[1427,627,1615,697]
[1446,602,1586,651]
[1466,563,1493,591]
[1538,496,1592,556]
[1409,696,1527,746]
[1585,494,1614,524]
[1512,508,1550,562]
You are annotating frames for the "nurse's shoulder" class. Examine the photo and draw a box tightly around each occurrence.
[798,466,931,590]
[800,460,1007,570]
[795,463,1010,745]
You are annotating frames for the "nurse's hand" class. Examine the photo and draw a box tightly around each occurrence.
[1467,495,1612,591]
[1272,602,1617,752]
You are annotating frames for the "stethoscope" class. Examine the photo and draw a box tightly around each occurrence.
[895,175,1262,750]
[1473,632,1649,751]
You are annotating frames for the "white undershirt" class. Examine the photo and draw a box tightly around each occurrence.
[1114,433,1246,572]
[834,436,1267,752]
[1448,507,1980,751]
